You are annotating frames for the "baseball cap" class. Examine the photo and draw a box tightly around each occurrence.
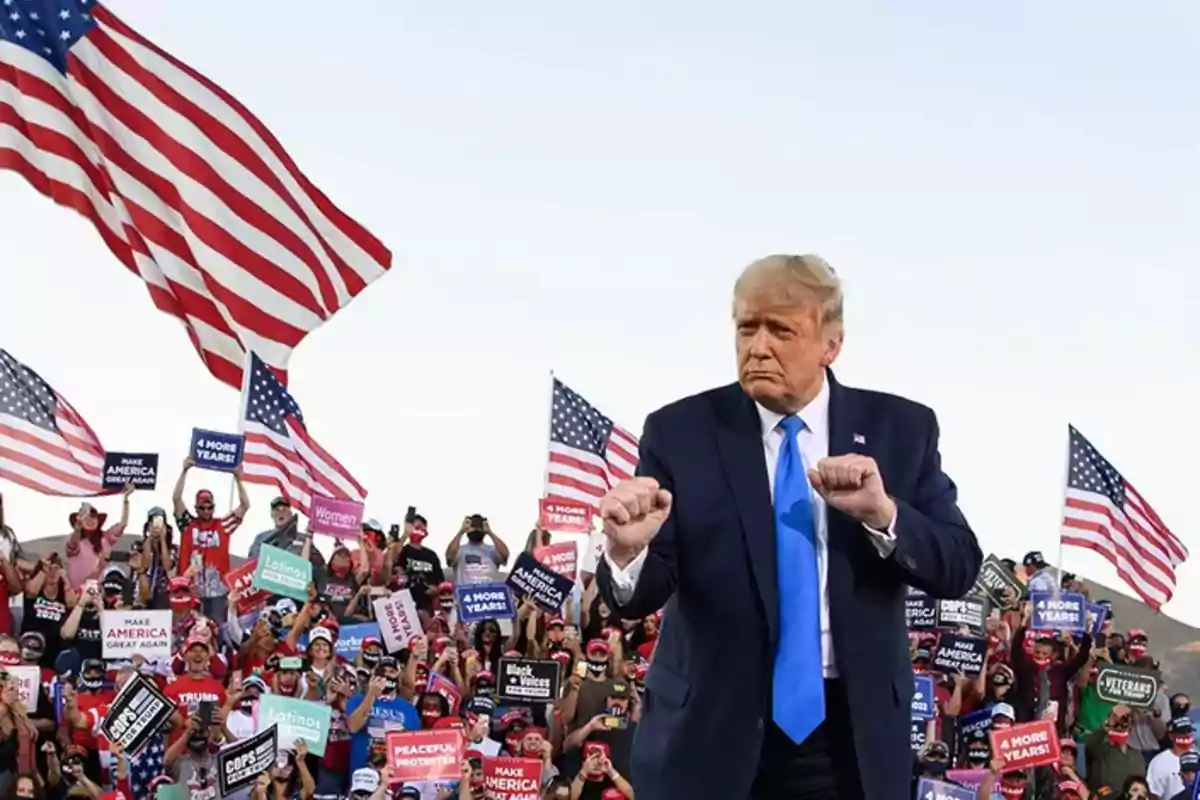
[270,496,291,509]
[349,768,379,794]
[308,627,335,645]
[1179,750,1200,771]
[362,518,383,533]
[606,681,633,700]
[1169,717,1195,735]
[991,702,1016,720]
[397,788,422,800]
[273,598,299,616]
[547,617,565,629]
[195,489,215,505]
[168,576,193,593]
[1023,551,1047,569]
[586,639,610,656]
[184,635,210,652]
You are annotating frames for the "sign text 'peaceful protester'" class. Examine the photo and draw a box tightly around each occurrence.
[386,729,463,783]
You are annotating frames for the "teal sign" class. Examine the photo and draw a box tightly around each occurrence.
[257,694,331,757]
[252,544,312,602]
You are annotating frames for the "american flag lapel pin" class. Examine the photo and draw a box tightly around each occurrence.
[853,433,866,445]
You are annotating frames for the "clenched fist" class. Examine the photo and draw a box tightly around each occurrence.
[807,454,896,530]
[600,477,673,568]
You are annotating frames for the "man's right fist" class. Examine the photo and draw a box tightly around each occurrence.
[600,477,672,566]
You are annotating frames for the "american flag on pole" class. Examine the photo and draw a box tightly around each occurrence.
[544,378,639,512]
[0,0,391,390]
[239,351,365,515]
[1060,425,1188,610]
[0,348,107,496]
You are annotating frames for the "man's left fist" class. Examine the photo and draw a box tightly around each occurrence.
[807,455,896,530]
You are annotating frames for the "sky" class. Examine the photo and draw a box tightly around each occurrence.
[2,1,1199,624]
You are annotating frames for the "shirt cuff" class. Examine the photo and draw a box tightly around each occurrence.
[862,505,898,558]
[603,547,647,605]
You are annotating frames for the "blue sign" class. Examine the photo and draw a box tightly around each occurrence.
[297,622,379,660]
[910,718,928,752]
[456,583,515,623]
[911,675,935,720]
[1030,591,1086,632]
[190,428,245,473]
[1087,602,1109,634]
[916,778,976,800]
[958,707,992,740]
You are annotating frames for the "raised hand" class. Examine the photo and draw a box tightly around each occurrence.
[807,455,895,530]
[599,477,673,567]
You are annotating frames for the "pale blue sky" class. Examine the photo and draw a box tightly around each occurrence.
[3,1,1199,623]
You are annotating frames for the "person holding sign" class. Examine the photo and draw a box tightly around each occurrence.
[65,483,133,590]
[594,255,982,800]
[1084,704,1147,792]
[1011,606,1099,733]
[172,457,250,620]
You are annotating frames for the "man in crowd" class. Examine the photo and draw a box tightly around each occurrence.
[446,515,510,585]
[171,457,250,619]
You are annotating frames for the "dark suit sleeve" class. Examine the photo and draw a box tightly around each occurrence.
[888,407,982,598]
[595,412,678,620]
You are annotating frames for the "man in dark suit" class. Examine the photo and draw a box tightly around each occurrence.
[595,254,982,800]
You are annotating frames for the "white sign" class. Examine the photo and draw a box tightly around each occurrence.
[8,665,39,712]
[581,532,605,574]
[102,610,172,660]
[373,589,421,654]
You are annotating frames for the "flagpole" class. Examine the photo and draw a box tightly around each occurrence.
[1054,425,1071,597]
[229,350,253,515]
[540,369,556,514]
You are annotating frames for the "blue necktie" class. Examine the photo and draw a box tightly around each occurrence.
[772,415,825,743]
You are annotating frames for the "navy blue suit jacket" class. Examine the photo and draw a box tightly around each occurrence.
[595,373,982,800]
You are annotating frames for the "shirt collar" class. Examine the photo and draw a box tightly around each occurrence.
[755,375,830,438]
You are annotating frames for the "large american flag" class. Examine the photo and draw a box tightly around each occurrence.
[1061,425,1188,610]
[0,0,391,389]
[239,351,364,515]
[544,378,639,511]
[0,348,108,495]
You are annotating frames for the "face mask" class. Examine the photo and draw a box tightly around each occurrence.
[186,736,208,753]
[79,675,103,692]
[920,760,948,777]
[331,563,351,578]
[439,600,455,613]
[467,532,485,544]
[381,677,398,696]
[1171,735,1194,751]
[1107,730,1131,746]
[20,647,42,663]
[1000,783,1024,799]
[1032,653,1053,668]
[586,661,607,677]
[522,740,543,757]
[169,596,194,613]
[410,533,427,546]
[361,650,381,668]
[239,697,257,713]
[967,749,989,765]
[914,647,932,663]
[992,720,1012,731]
[1128,643,1147,658]
[1171,702,1190,717]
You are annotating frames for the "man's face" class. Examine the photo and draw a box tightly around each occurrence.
[735,291,841,413]
[272,505,291,528]
[1032,642,1055,666]
[186,644,208,668]
[547,625,564,645]
[196,498,215,521]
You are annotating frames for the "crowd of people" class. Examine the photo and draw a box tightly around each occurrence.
[0,460,1192,800]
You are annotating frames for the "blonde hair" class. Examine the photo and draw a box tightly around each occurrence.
[733,254,844,329]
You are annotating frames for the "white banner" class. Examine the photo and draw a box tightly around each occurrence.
[8,665,39,712]
[102,610,172,660]
[373,589,421,654]
[581,531,606,575]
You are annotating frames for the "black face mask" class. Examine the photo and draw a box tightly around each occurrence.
[20,647,42,663]
[966,749,990,765]
[586,661,607,677]
[361,650,381,668]
[439,601,455,613]
[239,697,257,713]
[920,760,949,777]
[187,735,208,753]
[467,532,485,544]
[79,675,104,692]
[1172,701,1191,718]
[381,677,398,697]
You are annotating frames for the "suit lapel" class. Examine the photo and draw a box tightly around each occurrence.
[714,387,778,644]
[825,370,870,563]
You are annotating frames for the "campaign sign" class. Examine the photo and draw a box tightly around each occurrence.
[308,494,364,539]
[972,554,1024,610]
[373,589,421,654]
[916,778,975,800]
[189,428,244,473]
[258,694,331,757]
[944,771,989,793]
[911,718,928,751]
[911,675,935,720]
[1087,602,1110,634]
[101,609,172,660]
[506,552,573,613]
[1030,591,1086,632]
[8,665,39,712]
[497,657,562,703]
[931,633,987,678]
[102,452,158,490]
[906,594,938,630]
[457,583,515,623]
[333,622,379,660]
[218,725,277,795]
[100,673,175,756]
[958,707,992,741]
[537,498,593,533]
[533,542,577,581]
[252,544,312,602]
[427,671,462,716]
[937,597,988,634]
[990,719,1060,771]
[484,757,543,800]
[386,729,463,783]
[224,560,270,615]
[1095,664,1159,709]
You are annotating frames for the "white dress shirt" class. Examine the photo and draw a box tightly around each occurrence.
[604,377,897,677]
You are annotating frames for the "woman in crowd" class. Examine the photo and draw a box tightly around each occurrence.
[64,485,133,590]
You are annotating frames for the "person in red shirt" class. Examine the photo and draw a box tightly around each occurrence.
[64,658,115,783]
[0,495,21,637]
[171,458,249,620]
[165,635,226,742]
